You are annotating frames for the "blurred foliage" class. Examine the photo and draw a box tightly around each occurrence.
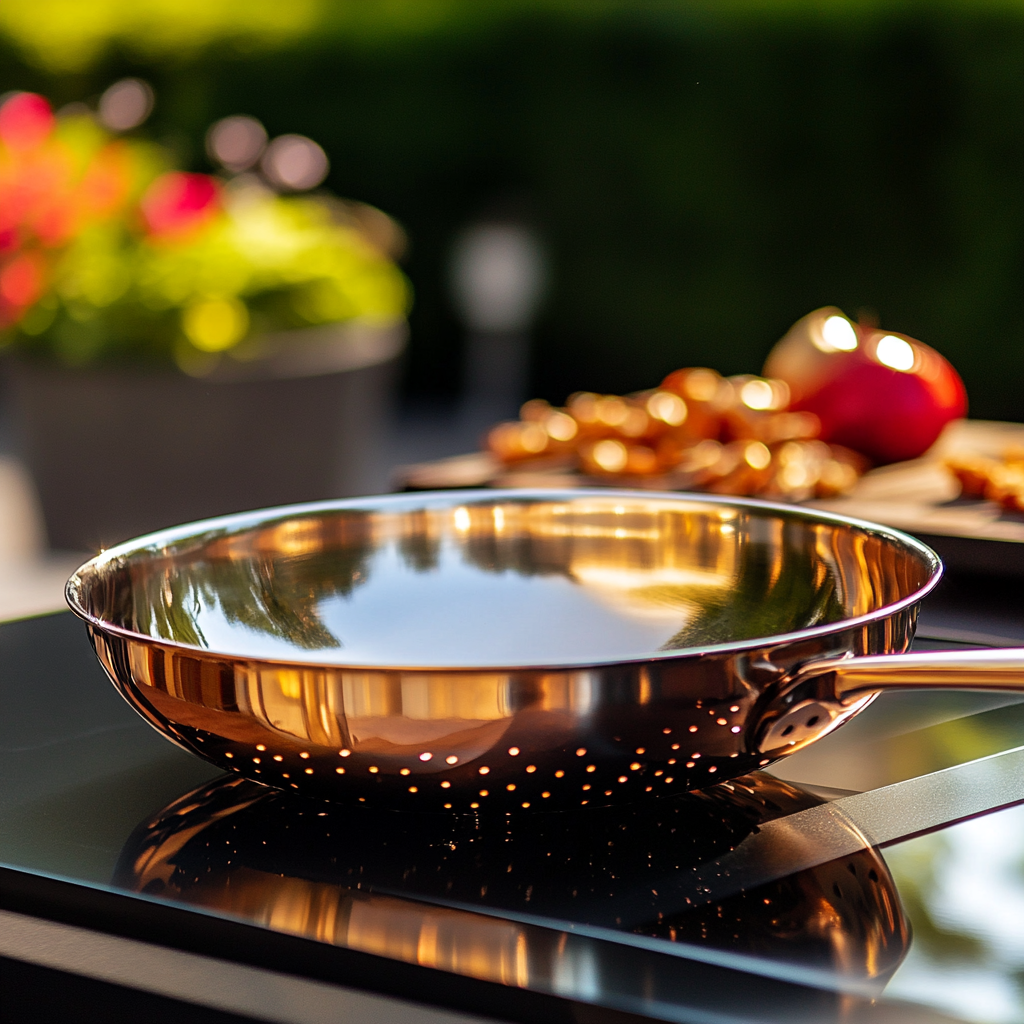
[0,0,321,72]
[880,701,1024,969]
[885,700,1024,781]
[3,0,1021,72]
[0,99,409,369]
[886,834,988,961]
[19,185,410,369]
[0,1,1020,416]
[884,803,1024,1021]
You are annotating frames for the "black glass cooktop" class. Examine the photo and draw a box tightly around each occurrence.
[2,572,1023,1024]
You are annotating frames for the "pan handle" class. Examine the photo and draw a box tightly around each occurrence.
[799,647,1024,702]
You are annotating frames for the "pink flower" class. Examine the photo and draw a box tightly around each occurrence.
[0,93,55,152]
[140,172,220,238]
[0,251,46,327]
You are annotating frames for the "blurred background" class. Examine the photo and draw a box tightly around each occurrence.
[0,0,1020,579]
[0,5,1023,1019]
[1,0,1020,417]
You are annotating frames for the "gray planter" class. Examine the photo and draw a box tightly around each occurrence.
[6,321,404,552]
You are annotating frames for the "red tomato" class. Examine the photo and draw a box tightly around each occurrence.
[764,309,967,465]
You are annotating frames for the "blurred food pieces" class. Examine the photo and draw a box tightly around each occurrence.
[483,305,966,502]
[486,365,869,501]
[947,447,1024,514]
[399,305,978,512]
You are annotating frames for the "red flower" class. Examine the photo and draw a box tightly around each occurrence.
[0,251,46,327]
[0,225,19,255]
[0,93,55,152]
[140,172,220,238]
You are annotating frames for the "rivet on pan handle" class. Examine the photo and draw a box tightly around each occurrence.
[755,648,1024,757]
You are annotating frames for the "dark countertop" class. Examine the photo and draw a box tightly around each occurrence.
[1,564,1022,1024]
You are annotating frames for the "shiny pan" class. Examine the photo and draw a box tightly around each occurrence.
[67,490,1024,812]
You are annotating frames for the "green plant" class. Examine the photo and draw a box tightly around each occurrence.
[0,92,410,371]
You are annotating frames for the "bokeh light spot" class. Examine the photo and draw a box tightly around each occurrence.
[817,315,858,352]
[207,115,267,172]
[182,297,248,352]
[261,133,329,191]
[875,335,916,372]
[98,78,153,131]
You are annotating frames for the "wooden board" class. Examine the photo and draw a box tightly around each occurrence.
[394,419,1024,574]
[809,421,1024,575]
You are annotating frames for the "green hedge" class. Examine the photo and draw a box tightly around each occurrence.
[2,4,1021,418]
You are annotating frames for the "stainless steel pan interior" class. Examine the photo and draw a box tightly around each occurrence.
[66,490,1024,811]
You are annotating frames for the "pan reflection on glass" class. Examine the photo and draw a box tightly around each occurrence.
[116,772,909,990]
[69,491,940,808]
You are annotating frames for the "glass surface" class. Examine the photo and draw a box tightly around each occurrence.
[884,805,1024,1024]
[71,493,934,667]
[0,614,220,884]
[2,604,1021,1023]
[113,769,911,991]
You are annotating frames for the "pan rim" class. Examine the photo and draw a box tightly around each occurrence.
[65,488,943,673]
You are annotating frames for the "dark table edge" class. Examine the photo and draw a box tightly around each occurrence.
[0,865,555,1024]
[0,862,881,1024]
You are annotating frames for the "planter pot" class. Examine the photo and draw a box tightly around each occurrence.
[6,321,405,552]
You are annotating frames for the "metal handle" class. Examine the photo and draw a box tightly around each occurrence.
[756,647,1024,756]
[799,648,1024,703]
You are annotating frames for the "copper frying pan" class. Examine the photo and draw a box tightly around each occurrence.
[66,490,1024,812]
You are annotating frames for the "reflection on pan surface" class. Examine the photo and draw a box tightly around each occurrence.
[80,494,924,667]
[116,772,909,991]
